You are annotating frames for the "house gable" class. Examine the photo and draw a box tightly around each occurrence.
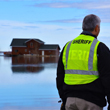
[25,39,44,44]
[26,39,43,49]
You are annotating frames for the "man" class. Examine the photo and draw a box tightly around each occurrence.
[56,14,110,110]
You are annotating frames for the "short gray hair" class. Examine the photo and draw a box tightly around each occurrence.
[82,14,101,31]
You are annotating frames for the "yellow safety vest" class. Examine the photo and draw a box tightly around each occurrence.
[62,34,100,85]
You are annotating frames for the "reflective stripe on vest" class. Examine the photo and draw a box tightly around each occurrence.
[65,38,98,73]
[89,39,99,70]
[63,35,100,85]
[65,70,99,75]
[66,40,73,68]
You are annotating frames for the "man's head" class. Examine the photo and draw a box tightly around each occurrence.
[82,14,101,36]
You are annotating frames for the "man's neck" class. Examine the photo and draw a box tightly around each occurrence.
[81,31,97,38]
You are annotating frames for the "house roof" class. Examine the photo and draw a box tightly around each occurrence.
[39,44,60,50]
[10,38,44,46]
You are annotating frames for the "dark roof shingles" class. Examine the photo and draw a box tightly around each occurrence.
[39,45,60,50]
[10,39,44,46]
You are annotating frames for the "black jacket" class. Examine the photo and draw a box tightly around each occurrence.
[56,31,110,108]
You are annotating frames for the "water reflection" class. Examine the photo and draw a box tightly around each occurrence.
[12,66,44,73]
[0,56,61,110]
[11,56,59,73]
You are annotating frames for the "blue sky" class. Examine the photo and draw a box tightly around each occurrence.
[0,0,110,51]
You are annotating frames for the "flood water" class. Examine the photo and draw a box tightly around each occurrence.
[0,55,107,110]
[0,56,61,110]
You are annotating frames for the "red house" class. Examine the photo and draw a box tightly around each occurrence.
[10,38,60,56]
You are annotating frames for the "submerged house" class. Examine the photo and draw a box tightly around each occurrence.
[10,38,60,56]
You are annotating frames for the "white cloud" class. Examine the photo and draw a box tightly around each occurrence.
[42,18,82,23]
[33,1,110,9]
[33,2,71,8]
[0,20,39,28]
[94,5,110,9]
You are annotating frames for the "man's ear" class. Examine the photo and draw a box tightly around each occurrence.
[95,25,98,32]
[91,25,100,37]
[94,25,100,36]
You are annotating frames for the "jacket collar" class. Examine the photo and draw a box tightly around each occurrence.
[81,31,97,39]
